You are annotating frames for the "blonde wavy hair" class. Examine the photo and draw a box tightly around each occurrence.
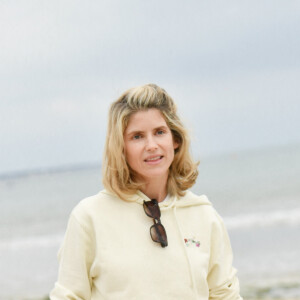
[102,83,199,201]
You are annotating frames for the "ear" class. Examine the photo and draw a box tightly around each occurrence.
[173,140,179,150]
[171,129,180,150]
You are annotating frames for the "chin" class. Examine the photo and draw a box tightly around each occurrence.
[142,170,169,180]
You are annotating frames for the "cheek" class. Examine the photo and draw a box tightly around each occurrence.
[125,144,135,158]
[124,144,140,168]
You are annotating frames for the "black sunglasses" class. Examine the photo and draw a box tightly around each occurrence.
[143,199,168,248]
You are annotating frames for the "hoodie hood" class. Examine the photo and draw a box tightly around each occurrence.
[135,190,211,210]
[102,189,211,210]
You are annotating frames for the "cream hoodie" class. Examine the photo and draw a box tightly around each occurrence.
[50,190,242,300]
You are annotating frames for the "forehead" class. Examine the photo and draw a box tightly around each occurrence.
[125,109,168,132]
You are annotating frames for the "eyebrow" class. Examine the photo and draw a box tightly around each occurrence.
[125,125,169,136]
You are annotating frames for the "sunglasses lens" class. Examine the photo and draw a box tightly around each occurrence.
[143,200,161,219]
[150,224,168,247]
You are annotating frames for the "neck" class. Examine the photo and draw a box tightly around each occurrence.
[140,174,168,203]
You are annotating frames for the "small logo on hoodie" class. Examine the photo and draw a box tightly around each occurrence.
[184,237,200,248]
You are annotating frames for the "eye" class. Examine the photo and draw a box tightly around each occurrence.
[157,130,165,135]
[133,134,142,140]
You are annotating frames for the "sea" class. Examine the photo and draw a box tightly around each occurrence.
[0,144,300,300]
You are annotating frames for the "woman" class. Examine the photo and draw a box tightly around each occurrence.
[50,84,242,299]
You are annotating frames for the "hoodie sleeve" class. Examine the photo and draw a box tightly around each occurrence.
[207,211,243,300]
[50,209,95,300]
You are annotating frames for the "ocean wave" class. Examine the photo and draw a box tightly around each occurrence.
[0,233,64,250]
[224,207,300,230]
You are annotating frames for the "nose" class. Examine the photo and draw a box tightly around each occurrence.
[145,135,158,151]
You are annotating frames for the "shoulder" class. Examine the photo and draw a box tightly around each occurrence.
[74,189,117,208]
[70,189,123,228]
[179,190,211,205]
[176,190,212,210]
[178,190,225,225]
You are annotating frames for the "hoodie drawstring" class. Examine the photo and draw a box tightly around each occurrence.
[173,206,198,297]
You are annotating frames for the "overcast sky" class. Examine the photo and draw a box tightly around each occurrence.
[1,0,299,175]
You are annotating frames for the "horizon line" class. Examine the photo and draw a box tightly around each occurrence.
[1,141,299,180]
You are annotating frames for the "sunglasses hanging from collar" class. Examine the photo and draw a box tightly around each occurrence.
[143,199,168,248]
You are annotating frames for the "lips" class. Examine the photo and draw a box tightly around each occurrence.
[144,156,163,162]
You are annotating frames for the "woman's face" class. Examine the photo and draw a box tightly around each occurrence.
[124,108,178,183]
